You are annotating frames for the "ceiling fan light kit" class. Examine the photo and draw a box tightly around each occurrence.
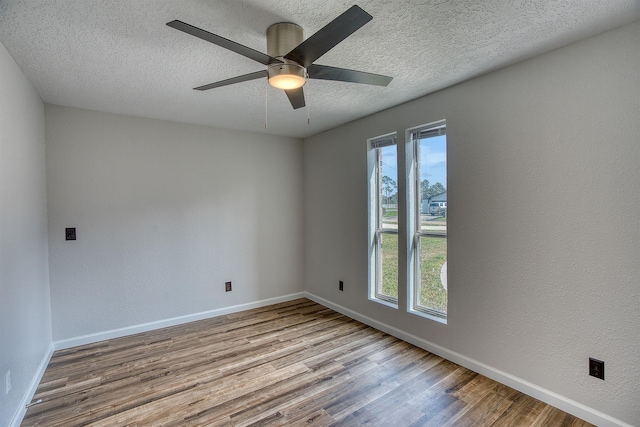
[268,60,306,90]
[167,5,392,110]
[267,63,306,90]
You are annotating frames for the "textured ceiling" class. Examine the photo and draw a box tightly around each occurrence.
[1,1,638,138]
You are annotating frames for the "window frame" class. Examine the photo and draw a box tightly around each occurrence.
[367,133,399,308]
[407,121,448,323]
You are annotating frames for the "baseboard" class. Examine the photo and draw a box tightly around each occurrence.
[304,292,632,427]
[9,343,54,427]
[54,292,306,350]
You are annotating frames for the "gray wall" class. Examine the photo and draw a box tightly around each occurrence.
[45,105,305,341]
[304,21,639,425]
[0,43,52,425]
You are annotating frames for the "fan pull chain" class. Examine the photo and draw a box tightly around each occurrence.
[264,82,269,129]
[306,77,310,124]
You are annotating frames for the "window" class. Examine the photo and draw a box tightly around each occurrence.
[409,121,447,320]
[368,133,398,306]
[368,122,447,321]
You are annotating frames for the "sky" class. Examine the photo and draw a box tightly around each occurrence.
[379,134,447,189]
[420,135,447,187]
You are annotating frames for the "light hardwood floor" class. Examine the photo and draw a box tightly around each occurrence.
[22,299,593,426]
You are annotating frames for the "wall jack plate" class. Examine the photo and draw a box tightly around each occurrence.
[339,280,344,291]
[65,227,76,241]
[589,358,604,380]
[225,281,232,292]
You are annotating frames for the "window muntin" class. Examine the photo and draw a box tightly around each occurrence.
[410,122,447,319]
[368,134,398,305]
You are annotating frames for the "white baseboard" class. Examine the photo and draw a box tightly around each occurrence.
[9,343,54,427]
[54,292,306,350]
[304,292,632,427]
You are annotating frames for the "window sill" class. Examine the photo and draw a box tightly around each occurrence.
[408,307,447,324]
[369,296,398,309]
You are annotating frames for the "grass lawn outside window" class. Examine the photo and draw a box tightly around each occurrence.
[381,233,447,311]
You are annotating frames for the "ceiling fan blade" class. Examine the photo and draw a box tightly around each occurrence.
[284,88,305,109]
[308,64,392,86]
[284,5,372,68]
[167,20,278,66]
[194,70,268,91]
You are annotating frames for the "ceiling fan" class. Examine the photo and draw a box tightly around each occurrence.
[167,5,392,110]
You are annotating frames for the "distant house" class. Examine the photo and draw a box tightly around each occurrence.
[429,191,447,203]
[422,191,447,214]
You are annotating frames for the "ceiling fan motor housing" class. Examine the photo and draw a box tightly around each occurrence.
[267,22,303,58]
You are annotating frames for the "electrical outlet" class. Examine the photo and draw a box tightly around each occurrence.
[225,281,232,292]
[589,358,604,380]
[65,227,76,240]
[339,280,344,291]
[5,371,11,394]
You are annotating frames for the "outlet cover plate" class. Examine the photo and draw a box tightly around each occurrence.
[589,357,604,380]
[225,281,232,292]
[65,227,76,240]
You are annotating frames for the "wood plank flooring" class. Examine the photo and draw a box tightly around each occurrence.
[22,299,593,426]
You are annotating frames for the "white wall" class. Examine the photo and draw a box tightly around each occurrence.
[304,21,640,426]
[45,105,304,341]
[0,43,52,426]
